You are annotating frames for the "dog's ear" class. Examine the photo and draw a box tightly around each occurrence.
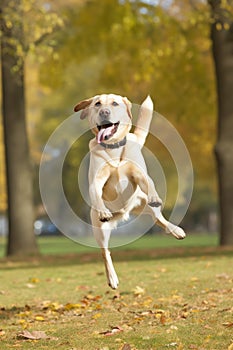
[122,97,132,119]
[74,98,93,119]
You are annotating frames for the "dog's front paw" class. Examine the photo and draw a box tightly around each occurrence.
[99,210,113,222]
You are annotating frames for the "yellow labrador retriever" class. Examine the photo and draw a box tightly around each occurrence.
[74,94,185,289]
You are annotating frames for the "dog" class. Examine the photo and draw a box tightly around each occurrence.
[74,94,186,289]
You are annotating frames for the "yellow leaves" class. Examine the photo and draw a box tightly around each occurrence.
[17,311,31,319]
[28,277,40,284]
[34,315,45,322]
[132,286,145,297]
[5,20,13,29]
[216,22,223,31]
[92,312,102,320]
[64,302,82,311]
[215,22,231,31]
[190,277,199,282]
[223,22,230,30]
[40,300,63,311]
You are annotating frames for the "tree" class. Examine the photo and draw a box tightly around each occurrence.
[0,0,63,255]
[208,0,233,245]
[38,0,217,222]
[0,0,38,255]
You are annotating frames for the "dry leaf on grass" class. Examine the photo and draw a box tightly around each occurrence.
[132,286,145,297]
[17,330,48,340]
[99,326,123,336]
[223,322,233,328]
[121,344,131,350]
[17,330,58,341]
[0,329,6,337]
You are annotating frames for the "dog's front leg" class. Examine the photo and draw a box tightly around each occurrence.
[147,176,163,207]
[89,164,112,222]
[128,166,162,206]
[89,183,112,222]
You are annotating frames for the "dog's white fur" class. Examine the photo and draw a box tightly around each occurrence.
[74,94,186,289]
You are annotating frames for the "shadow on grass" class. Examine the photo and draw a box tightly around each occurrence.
[0,305,28,321]
[0,245,233,271]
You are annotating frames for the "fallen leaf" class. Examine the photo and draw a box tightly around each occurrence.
[17,330,48,340]
[28,277,40,284]
[166,342,178,347]
[170,325,178,330]
[216,273,230,280]
[190,277,199,282]
[41,301,63,311]
[132,286,145,297]
[64,303,82,310]
[228,343,233,350]
[75,285,89,290]
[121,344,131,350]
[100,326,123,336]
[84,294,101,301]
[0,330,6,337]
[204,324,212,329]
[160,313,166,325]
[34,315,45,322]
[223,322,233,328]
[92,312,102,319]
[25,283,35,289]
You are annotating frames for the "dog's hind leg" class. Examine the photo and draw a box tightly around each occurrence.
[145,204,186,240]
[91,209,119,289]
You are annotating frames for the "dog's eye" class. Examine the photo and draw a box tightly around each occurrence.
[112,101,119,106]
[95,101,101,107]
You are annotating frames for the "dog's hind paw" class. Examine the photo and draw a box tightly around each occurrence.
[108,274,119,290]
[167,225,186,240]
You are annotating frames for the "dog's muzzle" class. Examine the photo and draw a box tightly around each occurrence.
[96,121,120,143]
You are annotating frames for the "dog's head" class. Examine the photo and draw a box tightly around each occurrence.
[74,94,132,144]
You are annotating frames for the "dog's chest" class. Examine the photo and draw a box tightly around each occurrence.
[106,161,134,195]
[103,164,135,208]
[107,158,127,168]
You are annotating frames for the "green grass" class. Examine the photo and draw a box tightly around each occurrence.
[0,234,232,349]
[0,232,219,257]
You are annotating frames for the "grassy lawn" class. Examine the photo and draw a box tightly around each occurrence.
[0,234,232,349]
[0,232,219,257]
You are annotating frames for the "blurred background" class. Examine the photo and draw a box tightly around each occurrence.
[1,0,232,255]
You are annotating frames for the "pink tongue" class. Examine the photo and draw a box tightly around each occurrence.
[97,125,115,143]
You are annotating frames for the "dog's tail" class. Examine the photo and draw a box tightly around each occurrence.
[134,95,154,147]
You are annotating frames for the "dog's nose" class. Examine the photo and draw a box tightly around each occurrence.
[99,108,111,119]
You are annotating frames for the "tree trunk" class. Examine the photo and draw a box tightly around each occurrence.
[0,0,39,255]
[208,0,233,245]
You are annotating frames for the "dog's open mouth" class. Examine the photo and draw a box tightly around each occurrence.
[96,121,120,143]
